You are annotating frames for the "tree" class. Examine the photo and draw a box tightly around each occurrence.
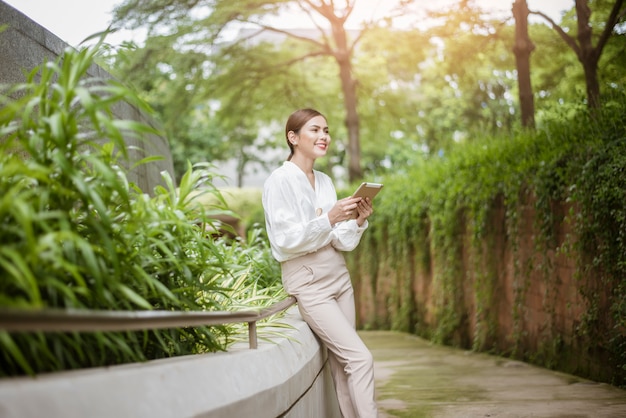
[530,0,626,109]
[412,0,519,143]
[108,0,625,182]
[113,0,416,183]
[350,25,432,169]
[107,35,228,180]
[512,0,535,128]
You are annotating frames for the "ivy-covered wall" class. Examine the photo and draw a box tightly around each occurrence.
[346,100,626,387]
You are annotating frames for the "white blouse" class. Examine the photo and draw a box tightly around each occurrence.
[262,161,368,262]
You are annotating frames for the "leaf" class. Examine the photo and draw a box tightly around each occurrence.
[0,332,35,375]
[116,284,152,310]
[0,248,41,305]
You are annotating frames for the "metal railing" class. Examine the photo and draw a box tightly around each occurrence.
[0,296,297,349]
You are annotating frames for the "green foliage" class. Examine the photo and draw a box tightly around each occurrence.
[105,0,626,185]
[191,186,266,234]
[0,40,284,377]
[568,112,626,382]
[105,34,225,181]
[350,93,626,385]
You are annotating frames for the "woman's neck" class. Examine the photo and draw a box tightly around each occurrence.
[290,155,314,175]
[289,156,316,189]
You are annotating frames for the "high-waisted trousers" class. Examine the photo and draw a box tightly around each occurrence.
[281,245,378,418]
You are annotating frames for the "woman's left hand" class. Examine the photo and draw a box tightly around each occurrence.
[355,197,373,227]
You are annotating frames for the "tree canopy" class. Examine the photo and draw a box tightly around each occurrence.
[107,0,626,184]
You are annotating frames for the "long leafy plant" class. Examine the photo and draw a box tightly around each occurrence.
[0,38,285,377]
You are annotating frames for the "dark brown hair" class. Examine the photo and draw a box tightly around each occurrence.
[285,108,326,161]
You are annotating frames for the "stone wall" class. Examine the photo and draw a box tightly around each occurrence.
[0,1,174,193]
[350,193,620,385]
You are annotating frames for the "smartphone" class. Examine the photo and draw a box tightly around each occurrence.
[352,182,384,200]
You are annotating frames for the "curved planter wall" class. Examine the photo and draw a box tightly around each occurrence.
[0,5,341,415]
[0,308,340,418]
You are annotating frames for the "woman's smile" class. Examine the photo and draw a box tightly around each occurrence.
[315,141,328,150]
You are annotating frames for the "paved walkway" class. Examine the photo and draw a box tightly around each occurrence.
[360,330,626,418]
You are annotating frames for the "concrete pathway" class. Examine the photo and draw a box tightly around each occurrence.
[360,330,626,418]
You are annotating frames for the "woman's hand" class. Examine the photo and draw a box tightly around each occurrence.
[355,197,373,227]
[327,197,373,227]
[328,196,361,226]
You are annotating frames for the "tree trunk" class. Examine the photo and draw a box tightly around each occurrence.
[575,0,602,109]
[329,18,362,182]
[512,0,535,128]
[530,0,625,110]
[236,154,245,188]
[582,59,601,109]
[339,61,361,183]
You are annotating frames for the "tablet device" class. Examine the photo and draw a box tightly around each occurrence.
[352,182,384,200]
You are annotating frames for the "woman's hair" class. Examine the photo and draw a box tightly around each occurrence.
[285,108,326,161]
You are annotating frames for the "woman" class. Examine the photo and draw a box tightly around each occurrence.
[262,108,378,417]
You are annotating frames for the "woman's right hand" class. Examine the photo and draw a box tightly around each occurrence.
[327,197,361,226]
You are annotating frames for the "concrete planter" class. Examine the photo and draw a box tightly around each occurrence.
[0,308,340,418]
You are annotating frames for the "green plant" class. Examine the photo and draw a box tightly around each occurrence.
[346,92,626,386]
[0,39,285,377]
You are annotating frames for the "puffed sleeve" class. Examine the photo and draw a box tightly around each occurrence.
[331,219,368,251]
[262,168,334,261]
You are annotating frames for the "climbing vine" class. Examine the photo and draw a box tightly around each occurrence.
[347,94,626,387]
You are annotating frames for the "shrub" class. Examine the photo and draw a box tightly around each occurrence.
[0,38,285,377]
[349,92,626,385]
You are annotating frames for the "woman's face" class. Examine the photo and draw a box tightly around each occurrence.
[290,115,331,160]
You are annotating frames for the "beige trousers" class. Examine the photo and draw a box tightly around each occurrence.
[281,245,378,418]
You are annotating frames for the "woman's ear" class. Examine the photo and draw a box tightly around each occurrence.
[287,131,298,145]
